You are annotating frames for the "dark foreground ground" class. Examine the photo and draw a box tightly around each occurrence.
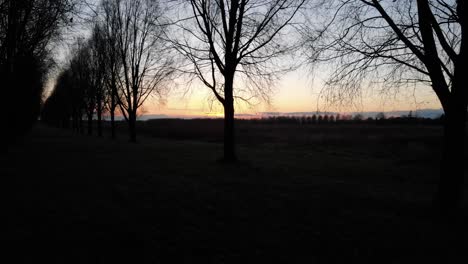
[3,122,468,263]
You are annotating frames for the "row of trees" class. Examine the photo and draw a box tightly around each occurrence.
[41,0,175,142]
[250,114,445,125]
[40,0,467,214]
[1,0,76,144]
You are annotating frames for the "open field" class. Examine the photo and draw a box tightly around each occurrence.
[3,121,467,263]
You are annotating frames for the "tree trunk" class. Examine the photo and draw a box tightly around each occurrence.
[87,112,93,136]
[438,106,466,214]
[437,2,468,214]
[97,105,102,137]
[79,114,84,135]
[129,111,137,143]
[110,107,116,139]
[97,98,103,137]
[223,73,237,162]
[110,89,117,139]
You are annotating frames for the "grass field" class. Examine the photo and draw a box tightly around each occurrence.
[3,121,467,263]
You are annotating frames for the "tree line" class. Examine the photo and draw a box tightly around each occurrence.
[41,0,175,142]
[247,114,445,125]
[1,0,76,144]
[5,0,468,214]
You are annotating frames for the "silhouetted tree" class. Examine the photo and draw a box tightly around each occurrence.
[171,0,306,161]
[334,114,339,123]
[311,114,317,124]
[305,0,468,212]
[353,114,363,122]
[317,115,323,123]
[41,69,75,127]
[99,0,122,139]
[110,0,174,142]
[323,114,329,123]
[376,112,386,121]
[41,49,95,133]
[0,0,76,143]
[89,24,108,137]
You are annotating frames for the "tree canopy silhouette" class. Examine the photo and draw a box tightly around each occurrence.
[43,0,176,142]
[304,0,467,213]
[102,0,175,142]
[171,0,306,161]
[0,0,76,143]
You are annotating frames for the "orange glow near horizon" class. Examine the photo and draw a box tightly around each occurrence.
[45,67,442,119]
[141,70,442,118]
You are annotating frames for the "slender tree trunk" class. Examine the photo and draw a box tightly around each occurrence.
[110,87,117,139]
[79,114,84,135]
[87,112,93,135]
[128,111,137,143]
[97,103,103,137]
[72,110,76,132]
[223,73,237,162]
[110,106,116,139]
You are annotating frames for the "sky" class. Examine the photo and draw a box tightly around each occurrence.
[46,0,444,119]
[46,56,442,118]
[140,68,442,118]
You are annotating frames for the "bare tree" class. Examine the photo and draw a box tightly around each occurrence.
[42,38,90,134]
[69,38,94,134]
[0,0,76,143]
[89,24,108,137]
[111,0,175,142]
[171,0,306,161]
[41,68,75,128]
[304,0,467,213]
[99,0,122,139]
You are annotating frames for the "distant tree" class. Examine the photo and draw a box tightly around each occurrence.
[111,0,174,142]
[304,0,468,212]
[172,0,306,161]
[41,69,74,127]
[311,114,317,124]
[99,0,122,139]
[376,112,386,120]
[317,115,323,123]
[353,114,363,122]
[82,46,96,136]
[89,24,108,137]
[43,35,105,136]
[323,114,329,123]
[335,114,341,123]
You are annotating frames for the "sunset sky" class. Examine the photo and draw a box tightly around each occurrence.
[47,0,444,119]
[46,66,441,118]
[47,44,442,119]
[140,68,442,118]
